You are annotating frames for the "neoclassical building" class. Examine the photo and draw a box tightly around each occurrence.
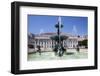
[28,32,87,52]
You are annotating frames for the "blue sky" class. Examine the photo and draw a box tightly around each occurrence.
[28,15,88,36]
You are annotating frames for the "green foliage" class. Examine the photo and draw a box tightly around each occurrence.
[78,39,88,48]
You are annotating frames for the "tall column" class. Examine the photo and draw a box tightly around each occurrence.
[52,40,53,48]
[34,40,36,49]
[37,40,38,46]
[46,40,47,48]
[50,40,52,48]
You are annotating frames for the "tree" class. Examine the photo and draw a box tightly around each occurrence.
[78,39,88,48]
[82,39,88,48]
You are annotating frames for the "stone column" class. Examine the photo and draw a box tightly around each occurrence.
[34,40,36,50]
[46,40,47,48]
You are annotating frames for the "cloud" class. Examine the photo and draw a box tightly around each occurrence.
[72,25,77,35]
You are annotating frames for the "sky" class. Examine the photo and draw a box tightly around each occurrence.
[28,15,88,36]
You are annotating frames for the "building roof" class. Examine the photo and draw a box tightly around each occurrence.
[28,32,87,40]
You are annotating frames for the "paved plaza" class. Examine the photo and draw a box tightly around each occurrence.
[28,49,88,61]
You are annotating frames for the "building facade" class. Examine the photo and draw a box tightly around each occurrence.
[28,32,84,52]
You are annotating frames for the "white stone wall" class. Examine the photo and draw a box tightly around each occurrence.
[32,38,78,50]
